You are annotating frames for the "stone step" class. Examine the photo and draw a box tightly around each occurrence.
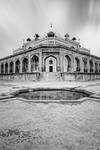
[40,72,62,81]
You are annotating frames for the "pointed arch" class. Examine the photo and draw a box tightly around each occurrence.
[5,62,8,74]
[10,61,14,73]
[83,58,87,73]
[89,60,93,72]
[31,55,39,72]
[15,59,20,73]
[1,63,4,74]
[75,57,80,72]
[95,62,98,73]
[45,56,57,72]
[22,58,28,72]
[64,55,71,72]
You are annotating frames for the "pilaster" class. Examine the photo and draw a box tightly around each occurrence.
[71,55,75,72]
[4,62,5,74]
[0,64,1,73]
[20,58,22,73]
[28,54,31,72]
[39,51,42,72]
[13,61,15,73]
[87,59,90,72]
[60,48,63,72]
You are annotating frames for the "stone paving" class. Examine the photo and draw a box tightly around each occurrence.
[0,80,100,95]
[0,80,100,150]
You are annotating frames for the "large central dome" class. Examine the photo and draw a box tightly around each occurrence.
[47,31,55,37]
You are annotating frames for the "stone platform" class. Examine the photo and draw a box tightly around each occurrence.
[0,80,100,149]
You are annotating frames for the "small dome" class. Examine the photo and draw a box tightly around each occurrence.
[65,33,69,38]
[26,38,31,42]
[47,31,55,37]
[72,37,77,41]
[34,33,39,40]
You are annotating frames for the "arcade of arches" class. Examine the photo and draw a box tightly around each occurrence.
[0,54,100,74]
[1,29,100,81]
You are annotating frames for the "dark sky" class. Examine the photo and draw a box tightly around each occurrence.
[0,0,100,57]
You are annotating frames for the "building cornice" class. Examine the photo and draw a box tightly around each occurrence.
[0,44,100,61]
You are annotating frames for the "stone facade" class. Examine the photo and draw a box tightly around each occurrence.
[0,31,100,81]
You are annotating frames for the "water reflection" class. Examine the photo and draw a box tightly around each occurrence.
[17,90,87,100]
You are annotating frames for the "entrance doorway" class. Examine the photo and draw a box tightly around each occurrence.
[49,66,53,72]
[45,56,57,72]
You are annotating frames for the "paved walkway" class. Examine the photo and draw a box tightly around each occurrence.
[0,80,100,149]
[0,80,100,96]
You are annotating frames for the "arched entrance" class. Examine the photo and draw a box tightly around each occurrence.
[31,55,39,72]
[5,63,8,74]
[45,56,57,72]
[63,55,71,72]
[15,59,20,73]
[75,57,80,72]
[89,60,93,72]
[10,61,14,73]
[22,58,28,73]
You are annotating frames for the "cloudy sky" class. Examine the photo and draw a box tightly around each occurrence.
[0,0,100,57]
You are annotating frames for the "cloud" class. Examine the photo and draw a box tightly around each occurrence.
[0,0,100,57]
[77,25,100,56]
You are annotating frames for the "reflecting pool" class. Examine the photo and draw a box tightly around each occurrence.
[16,89,88,100]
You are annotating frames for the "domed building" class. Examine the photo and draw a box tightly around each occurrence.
[0,31,100,81]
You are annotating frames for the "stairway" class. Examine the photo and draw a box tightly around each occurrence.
[40,72,62,81]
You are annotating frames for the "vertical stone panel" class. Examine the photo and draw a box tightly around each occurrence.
[39,51,42,72]
[61,50,64,72]
[8,61,10,74]
[13,60,15,73]
[80,57,84,72]
[70,55,74,72]
[28,54,31,72]
[0,64,1,73]
[73,56,76,72]
[87,59,90,73]
[20,58,22,73]
[3,62,5,74]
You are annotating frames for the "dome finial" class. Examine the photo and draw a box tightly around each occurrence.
[50,23,53,29]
